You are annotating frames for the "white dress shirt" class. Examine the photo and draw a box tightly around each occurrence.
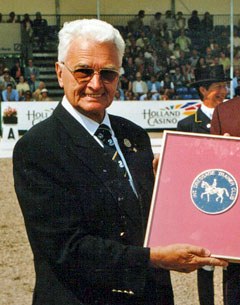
[62,96,138,196]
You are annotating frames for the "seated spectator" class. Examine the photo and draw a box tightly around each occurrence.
[32,81,46,100]
[160,73,175,98]
[159,39,172,59]
[7,11,20,23]
[23,90,35,101]
[201,12,213,33]
[0,68,17,91]
[24,59,40,80]
[140,91,155,101]
[189,49,200,67]
[175,11,186,32]
[219,51,230,73]
[205,47,214,66]
[10,60,24,83]
[0,62,5,76]
[136,31,149,48]
[134,50,145,71]
[124,90,137,101]
[172,66,186,88]
[2,83,19,101]
[122,57,137,81]
[172,43,181,59]
[113,89,125,101]
[233,52,240,69]
[150,12,164,35]
[21,13,34,60]
[168,55,179,74]
[147,75,161,93]
[164,10,176,39]
[188,10,201,32]
[232,69,240,95]
[184,64,196,84]
[216,30,230,50]
[178,50,188,66]
[233,29,240,49]
[33,11,48,50]
[132,72,148,99]
[211,56,220,66]
[175,29,191,53]
[39,88,52,101]
[127,10,145,34]
[119,74,132,92]
[28,73,40,92]
[196,56,208,69]
[16,75,30,100]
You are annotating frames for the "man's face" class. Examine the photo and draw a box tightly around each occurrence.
[200,82,228,108]
[56,39,120,123]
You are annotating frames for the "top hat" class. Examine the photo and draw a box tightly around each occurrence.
[190,65,231,87]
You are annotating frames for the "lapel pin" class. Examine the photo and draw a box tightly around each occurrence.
[124,138,132,148]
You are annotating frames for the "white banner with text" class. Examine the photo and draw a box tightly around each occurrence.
[1,100,202,131]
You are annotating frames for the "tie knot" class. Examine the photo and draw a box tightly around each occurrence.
[95,124,114,147]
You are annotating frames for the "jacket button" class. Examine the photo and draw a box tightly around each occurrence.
[120,231,125,237]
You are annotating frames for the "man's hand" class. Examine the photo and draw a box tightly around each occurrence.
[150,244,228,273]
[152,153,160,177]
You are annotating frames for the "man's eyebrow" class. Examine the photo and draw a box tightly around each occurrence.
[73,64,119,71]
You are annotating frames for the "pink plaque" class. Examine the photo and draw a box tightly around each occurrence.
[144,131,240,261]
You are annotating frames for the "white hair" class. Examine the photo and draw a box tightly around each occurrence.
[58,19,125,64]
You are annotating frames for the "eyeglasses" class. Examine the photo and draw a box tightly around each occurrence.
[62,62,119,84]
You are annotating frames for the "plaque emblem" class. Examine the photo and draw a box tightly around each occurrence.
[190,169,238,214]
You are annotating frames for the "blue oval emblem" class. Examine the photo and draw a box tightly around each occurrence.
[190,169,238,214]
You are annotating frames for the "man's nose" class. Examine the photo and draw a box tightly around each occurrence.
[87,73,103,90]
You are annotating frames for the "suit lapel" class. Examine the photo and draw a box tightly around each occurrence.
[195,108,211,133]
[53,104,143,226]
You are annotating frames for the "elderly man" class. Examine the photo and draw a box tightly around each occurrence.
[13,19,227,305]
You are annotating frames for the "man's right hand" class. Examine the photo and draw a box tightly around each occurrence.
[150,244,228,273]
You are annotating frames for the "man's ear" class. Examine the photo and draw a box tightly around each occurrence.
[55,62,64,88]
[199,86,207,97]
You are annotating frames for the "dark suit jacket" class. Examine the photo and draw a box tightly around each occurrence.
[13,102,172,305]
[211,97,240,136]
[177,107,211,134]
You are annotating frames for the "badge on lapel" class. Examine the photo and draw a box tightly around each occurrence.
[124,138,137,152]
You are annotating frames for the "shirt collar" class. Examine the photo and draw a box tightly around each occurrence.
[61,95,112,135]
[201,103,214,120]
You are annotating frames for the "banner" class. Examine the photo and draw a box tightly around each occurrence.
[0,24,21,54]
[1,100,201,132]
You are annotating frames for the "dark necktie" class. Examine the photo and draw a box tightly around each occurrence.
[95,124,128,178]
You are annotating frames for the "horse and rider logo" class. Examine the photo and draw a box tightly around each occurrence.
[191,169,238,214]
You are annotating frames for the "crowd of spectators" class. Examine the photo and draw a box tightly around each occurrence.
[116,9,240,101]
[0,9,240,102]
[0,57,52,102]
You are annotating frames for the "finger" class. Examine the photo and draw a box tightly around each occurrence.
[180,244,211,257]
[198,257,228,268]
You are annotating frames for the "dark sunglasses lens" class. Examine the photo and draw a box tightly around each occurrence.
[74,69,94,79]
[100,70,118,82]
[74,68,118,82]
